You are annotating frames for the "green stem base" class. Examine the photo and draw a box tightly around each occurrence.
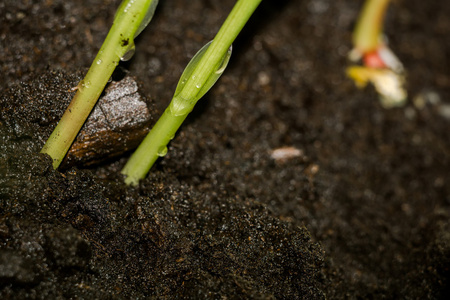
[121,108,187,186]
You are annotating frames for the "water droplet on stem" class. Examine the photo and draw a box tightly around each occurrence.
[81,80,91,89]
[157,146,168,157]
[120,43,136,61]
[215,44,232,75]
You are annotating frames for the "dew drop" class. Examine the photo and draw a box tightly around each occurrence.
[215,44,232,74]
[96,59,102,65]
[120,44,136,61]
[157,146,168,157]
[123,0,134,13]
[81,80,91,89]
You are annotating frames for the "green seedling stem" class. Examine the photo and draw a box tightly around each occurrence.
[122,0,262,186]
[41,0,158,169]
[353,0,391,53]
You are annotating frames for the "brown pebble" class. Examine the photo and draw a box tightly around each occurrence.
[63,76,155,167]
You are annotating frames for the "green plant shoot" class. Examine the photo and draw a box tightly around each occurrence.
[122,0,262,186]
[352,0,391,53]
[41,0,158,169]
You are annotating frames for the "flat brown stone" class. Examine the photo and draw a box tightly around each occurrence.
[64,76,154,167]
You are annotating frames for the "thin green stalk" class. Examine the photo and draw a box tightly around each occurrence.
[121,109,187,185]
[41,0,158,169]
[173,0,261,113]
[122,0,262,186]
[353,0,391,53]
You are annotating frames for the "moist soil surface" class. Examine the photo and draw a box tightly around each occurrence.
[1,0,450,299]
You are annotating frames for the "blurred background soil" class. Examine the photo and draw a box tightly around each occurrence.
[1,0,449,298]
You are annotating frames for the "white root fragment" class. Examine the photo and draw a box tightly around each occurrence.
[270,147,303,162]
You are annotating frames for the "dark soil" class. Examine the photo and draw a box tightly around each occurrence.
[1,0,449,298]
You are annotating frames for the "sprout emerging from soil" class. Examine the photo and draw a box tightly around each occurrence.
[121,0,262,186]
[41,0,159,169]
[347,0,407,108]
